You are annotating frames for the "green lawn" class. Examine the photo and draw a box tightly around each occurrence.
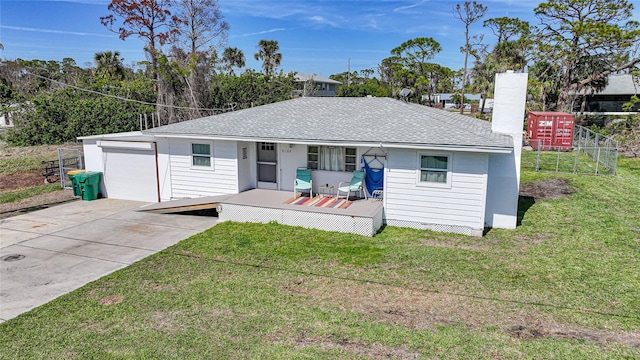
[0,184,62,204]
[1,152,639,359]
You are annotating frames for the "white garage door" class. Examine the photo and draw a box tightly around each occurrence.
[100,141,158,202]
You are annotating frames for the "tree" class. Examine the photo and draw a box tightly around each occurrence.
[94,51,126,81]
[174,0,229,58]
[483,16,529,43]
[101,0,183,81]
[221,47,245,75]
[529,60,563,111]
[534,0,640,112]
[453,1,487,114]
[254,39,282,76]
[209,70,295,110]
[389,37,442,102]
[360,69,374,80]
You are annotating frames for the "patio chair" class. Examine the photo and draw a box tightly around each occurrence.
[294,168,313,198]
[336,171,366,200]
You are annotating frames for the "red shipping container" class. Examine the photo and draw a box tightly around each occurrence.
[527,111,574,151]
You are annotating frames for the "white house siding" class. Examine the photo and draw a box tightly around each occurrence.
[279,144,307,191]
[237,142,256,192]
[82,139,102,173]
[157,139,172,202]
[384,148,488,236]
[168,138,239,199]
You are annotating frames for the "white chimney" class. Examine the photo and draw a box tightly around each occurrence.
[485,71,528,229]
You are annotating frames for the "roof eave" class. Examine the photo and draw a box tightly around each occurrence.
[146,133,513,154]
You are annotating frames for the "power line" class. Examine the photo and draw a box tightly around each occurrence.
[24,69,237,113]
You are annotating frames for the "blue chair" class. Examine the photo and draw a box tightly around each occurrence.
[294,168,313,198]
[337,171,366,200]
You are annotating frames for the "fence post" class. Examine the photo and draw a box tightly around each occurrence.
[536,140,541,171]
[604,138,610,169]
[613,147,618,176]
[573,143,580,173]
[58,148,64,189]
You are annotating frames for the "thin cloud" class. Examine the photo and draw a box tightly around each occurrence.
[235,28,287,38]
[1,25,114,38]
[308,16,338,27]
[393,0,428,13]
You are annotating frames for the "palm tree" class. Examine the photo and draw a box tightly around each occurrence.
[254,39,282,76]
[94,51,125,80]
[221,47,245,75]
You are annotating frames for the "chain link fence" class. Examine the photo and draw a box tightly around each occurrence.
[58,148,84,189]
[533,125,618,175]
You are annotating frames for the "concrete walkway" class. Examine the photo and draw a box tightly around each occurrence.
[0,199,217,322]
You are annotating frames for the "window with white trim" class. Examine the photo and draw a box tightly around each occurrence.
[191,143,212,168]
[345,147,357,172]
[307,146,357,171]
[419,153,450,185]
[307,145,319,169]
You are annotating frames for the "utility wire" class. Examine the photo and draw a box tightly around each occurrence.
[25,70,237,113]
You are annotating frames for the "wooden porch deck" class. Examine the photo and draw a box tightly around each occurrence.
[218,189,384,236]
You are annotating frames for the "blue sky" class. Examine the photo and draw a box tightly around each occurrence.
[1,0,632,77]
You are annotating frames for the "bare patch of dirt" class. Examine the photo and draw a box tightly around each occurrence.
[520,178,574,200]
[294,333,421,359]
[514,233,549,245]
[0,190,76,219]
[297,278,640,349]
[99,295,124,305]
[0,169,48,191]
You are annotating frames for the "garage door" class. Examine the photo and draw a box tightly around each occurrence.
[99,141,158,202]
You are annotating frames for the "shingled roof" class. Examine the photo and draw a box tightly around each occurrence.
[144,97,513,151]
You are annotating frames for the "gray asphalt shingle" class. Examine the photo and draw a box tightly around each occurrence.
[145,97,513,149]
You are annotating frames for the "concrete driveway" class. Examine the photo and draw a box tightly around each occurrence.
[0,199,217,322]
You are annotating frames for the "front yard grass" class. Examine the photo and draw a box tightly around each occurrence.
[1,152,639,359]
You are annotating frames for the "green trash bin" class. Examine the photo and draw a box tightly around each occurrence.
[67,170,85,197]
[76,171,102,201]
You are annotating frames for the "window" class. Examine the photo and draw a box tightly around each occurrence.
[307,146,319,169]
[345,147,357,172]
[191,143,212,168]
[307,146,356,171]
[419,154,450,185]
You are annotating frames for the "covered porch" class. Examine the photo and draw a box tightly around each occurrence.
[218,189,384,237]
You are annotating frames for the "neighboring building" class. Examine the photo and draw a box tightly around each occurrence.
[80,72,527,236]
[572,73,640,114]
[425,93,492,113]
[293,73,342,97]
[0,113,14,128]
[0,103,24,128]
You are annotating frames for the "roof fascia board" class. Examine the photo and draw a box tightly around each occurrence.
[149,133,512,154]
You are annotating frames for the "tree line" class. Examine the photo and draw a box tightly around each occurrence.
[1,0,639,146]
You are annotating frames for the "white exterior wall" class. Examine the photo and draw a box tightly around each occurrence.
[384,148,489,236]
[81,139,106,196]
[277,144,365,194]
[279,144,307,191]
[237,142,256,192]
[168,138,239,199]
[485,72,528,229]
[157,138,172,201]
[82,139,102,172]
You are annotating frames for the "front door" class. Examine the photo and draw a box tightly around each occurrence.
[257,142,278,189]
